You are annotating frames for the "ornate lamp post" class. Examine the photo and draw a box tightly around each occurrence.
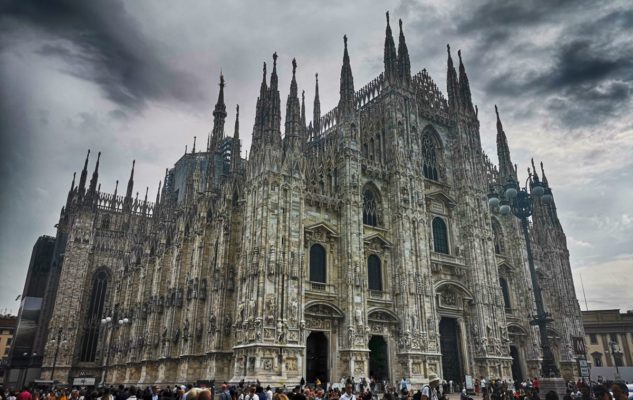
[100,316,129,386]
[49,327,67,381]
[488,170,559,378]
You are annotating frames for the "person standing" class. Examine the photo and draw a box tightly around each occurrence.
[421,373,440,400]
[340,384,355,400]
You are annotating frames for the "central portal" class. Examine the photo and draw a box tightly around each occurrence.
[369,335,389,381]
[439,317,463,383]
[306,331,328,384]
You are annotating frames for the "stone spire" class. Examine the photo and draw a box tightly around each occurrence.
[540,161,549,187]
[313,73,321,136]
[495,105,516,181]
[78,149,90,195]
[210,73,227,151]
[383,12,398,83]
[397,18,411,86]
[458,50,475,115]
[232,105,241,174]
[338,35,355,116]
[264,53,282,146]
[284,58,302,146]
[125,160,135,201]
[155,180,162,205]
[252,62,268,145]
[87,151,101,196]
[446,45,460,113]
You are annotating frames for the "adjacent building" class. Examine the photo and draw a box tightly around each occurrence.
[5,235,62,388]
[0,315,18,384]
[583,309,633,381]
[36,14,584,386]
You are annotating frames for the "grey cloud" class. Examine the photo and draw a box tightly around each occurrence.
[1,0,206,110]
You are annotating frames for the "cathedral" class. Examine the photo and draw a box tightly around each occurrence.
[39,14,585,387]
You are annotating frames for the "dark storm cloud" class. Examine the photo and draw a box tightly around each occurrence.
[0,0,206,110]
[451,0,633,129]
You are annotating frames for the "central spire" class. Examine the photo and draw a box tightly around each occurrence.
[338,35,355,116]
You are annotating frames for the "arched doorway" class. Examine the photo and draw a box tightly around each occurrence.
[369,335,389,381]
[306,331,328,384]
[510,345,523,381]
[439,317,463,383]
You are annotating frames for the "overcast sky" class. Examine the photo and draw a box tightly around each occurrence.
[1,0,632,315]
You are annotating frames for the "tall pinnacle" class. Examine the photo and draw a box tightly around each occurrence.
[495,105,515,181]
[285,58,302,147]
[264,52,282,145]
[338,35,355,116]
[78,149,90,194]
[125,160,135,200]
[232,105,241,173]
[446,44,460,113]
[210,73,227,151]
[253,62,268,145]
[88,151,101,195]
[397,18,411,85]
[384,11,398,83]
[313,73,321,135]
[458,50,475,114]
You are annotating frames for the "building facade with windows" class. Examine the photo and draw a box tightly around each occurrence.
[0,315,18,384]
[38,14,584,386]
[583,310,633,381]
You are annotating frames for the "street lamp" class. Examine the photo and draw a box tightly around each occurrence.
[100,316,130,386]
[19,351,37,389]
[488,167,559,378]
[49,327,67,381]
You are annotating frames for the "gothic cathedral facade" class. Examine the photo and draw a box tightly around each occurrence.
[40,14,584,386]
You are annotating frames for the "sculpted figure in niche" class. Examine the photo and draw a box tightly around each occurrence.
[355,309,363,327]
[223,315,232,336]
[290,299,298,322]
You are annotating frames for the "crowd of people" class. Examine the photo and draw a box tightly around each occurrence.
[0,376,630,400]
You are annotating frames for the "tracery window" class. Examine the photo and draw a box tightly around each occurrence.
[101,214,111,230]
[80,270,108,362]
[492,218,505,255]
[363,187,380,227]
[368,254,382,291]
[421,131,439,181]
[499,277,511,309]
[309,244,326,283]
[432,217,449,254]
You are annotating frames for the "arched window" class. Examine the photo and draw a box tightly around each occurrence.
[492,219,505,255]
[368,255,382,291]
[80,270,109,362]
[421,129,440,181]
[499,277,511,309]
[432,217,449,254]
[309,244,326,283]
[101,214,111,230]
[363,186,380,227]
